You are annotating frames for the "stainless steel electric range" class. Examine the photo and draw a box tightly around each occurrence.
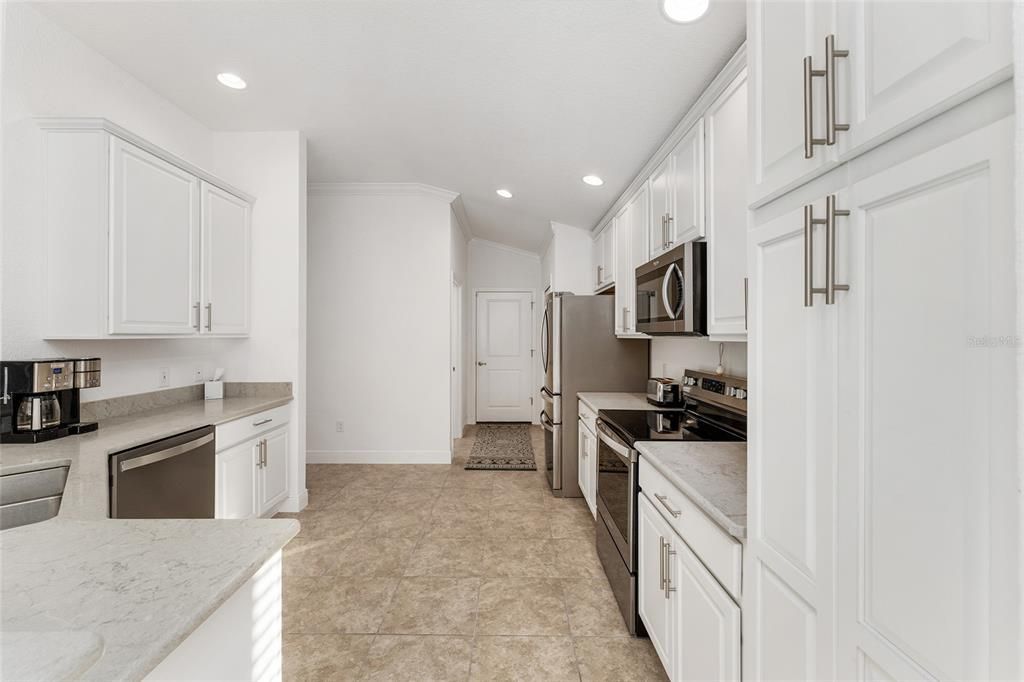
[594,370,747,635]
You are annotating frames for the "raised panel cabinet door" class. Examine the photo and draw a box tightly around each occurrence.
[603,225,616,286]
[744,199,838,681]
[706,69,749,338]
[614,204,632,333]
[672,533,741,681]
[748,0,837,205]
[258,427,290,515]
[837,0,1012,157]
[648,156,674,257]
[835,118,1018,681]
[638,494,675,680]
[109,137,200,334]
[215,441,257,519]
[669,121,705,245]
[201,182,251,335]
[577,420,589,503]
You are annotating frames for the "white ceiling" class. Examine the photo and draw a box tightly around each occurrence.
[36,1,745,253]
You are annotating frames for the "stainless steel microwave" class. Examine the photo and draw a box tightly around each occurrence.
[634,241,707,335]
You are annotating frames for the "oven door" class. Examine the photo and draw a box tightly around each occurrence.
[595,418,636,571]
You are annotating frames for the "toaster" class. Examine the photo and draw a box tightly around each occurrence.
[646,377,682,407]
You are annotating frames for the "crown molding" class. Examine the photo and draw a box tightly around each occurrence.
[590,41,747,235]
[35,116,256,203]
[450,195,473,241]
[468,237,541,261]
[308,182,459,203]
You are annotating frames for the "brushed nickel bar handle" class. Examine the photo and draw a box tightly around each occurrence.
[655,493,681,518]
[824,194,851,304]
[665,214,674,248]
[659,536,666,590]
[825,34,849,146]
[803,56,826,159]
[664,541,677,599]
[252,417,273,427]
[205,303,213,331]
[193,303,201,331]
[804,204,829,306]
[262,439,268,467]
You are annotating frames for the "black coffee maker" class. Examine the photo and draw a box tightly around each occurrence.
[1,358,101,444]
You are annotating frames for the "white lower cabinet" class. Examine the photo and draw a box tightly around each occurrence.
[215,406,291,519]
[638,493,741,682]
[577,419,597,518]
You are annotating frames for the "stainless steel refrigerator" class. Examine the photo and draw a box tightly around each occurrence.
[539,292,649,497]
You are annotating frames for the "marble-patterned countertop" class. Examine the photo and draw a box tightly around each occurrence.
[0,394,298,680]
[0,517,298,681]
[635,441,747,539]
[577,392,671,412]
[0,395,292,518]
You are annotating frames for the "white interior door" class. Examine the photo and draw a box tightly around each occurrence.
[475,291,533,422]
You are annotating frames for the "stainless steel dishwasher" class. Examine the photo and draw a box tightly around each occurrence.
[109,426,215,519]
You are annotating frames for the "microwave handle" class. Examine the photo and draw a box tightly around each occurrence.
[662,263,683,320]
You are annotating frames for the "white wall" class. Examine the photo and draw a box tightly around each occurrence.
[307,186,455,463]
[450,208,469,438]
[548,222,595,294]
[210,131,308,512]
[649,338,748,380]
[466,239,543,423]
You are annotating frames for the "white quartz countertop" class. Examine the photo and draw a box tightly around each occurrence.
[0,395,298,680]
[635,441,747,539]
[0,517,298,681]
[0,395,292,518]
[577,392,670,412]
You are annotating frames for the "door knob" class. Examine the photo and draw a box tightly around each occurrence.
[477,361,487,366]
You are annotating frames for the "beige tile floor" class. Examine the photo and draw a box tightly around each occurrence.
[276,425,668,681]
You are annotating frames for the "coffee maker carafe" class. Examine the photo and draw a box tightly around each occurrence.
[1,359,101,444]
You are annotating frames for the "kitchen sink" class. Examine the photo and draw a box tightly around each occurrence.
[0,464,70,530]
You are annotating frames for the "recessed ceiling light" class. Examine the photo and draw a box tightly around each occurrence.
[216,72,247,90]
[661,0,709,23]
[496,189,513,198]
[582,175,604,187]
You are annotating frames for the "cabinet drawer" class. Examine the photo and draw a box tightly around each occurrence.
[639,458,742,600]
[578,399,597,435]
[215,403,291,452]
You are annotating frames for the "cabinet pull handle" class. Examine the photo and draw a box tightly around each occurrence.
[622,307,630,329]
[659,536,667,589]
[824,194,850,304]
[597,264,603,284]
[824,34,849,145]
[665,214,673,249]
[205,303,213,331]
[253,417,273,427]
[663,540,677,599]
[802,56,826,159]
[192,303,201,330]
[263,439,268,467]
[655,493,681,518]
[803,204,828,307]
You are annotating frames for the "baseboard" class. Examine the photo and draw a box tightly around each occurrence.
[271,488,309,514]
[306,450,452,464]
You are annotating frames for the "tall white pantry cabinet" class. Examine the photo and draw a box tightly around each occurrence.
[745,2,1018,681]
[40,118,252,339]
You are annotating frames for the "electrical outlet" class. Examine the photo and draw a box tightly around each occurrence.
[158,368,170,388]
[194,368,205,383]
[335,421,344,433]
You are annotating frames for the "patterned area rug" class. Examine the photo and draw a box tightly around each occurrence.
[464,423,537,470]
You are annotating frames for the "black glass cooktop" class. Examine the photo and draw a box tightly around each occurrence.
[598,408,744,445]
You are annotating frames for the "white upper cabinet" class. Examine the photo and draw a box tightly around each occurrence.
[668,121,704,246]
[705,69,749,339]
[748,0,837,205]
[748,0,1011,207]
[40,119,253,339]
[201,182,251,335]
[648,156,673,257]
[614,183,649,337]
[109,137,200,335]
[593,225,615,290]
[836,0,1011,156]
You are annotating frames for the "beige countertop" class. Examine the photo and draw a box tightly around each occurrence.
[0,394,299,680]
[577,392,670,412]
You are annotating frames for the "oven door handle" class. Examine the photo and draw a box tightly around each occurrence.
[596,419,635,464]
